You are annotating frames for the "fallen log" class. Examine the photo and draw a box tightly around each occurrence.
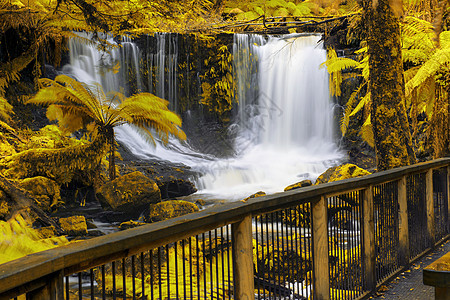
[0,175,63,234]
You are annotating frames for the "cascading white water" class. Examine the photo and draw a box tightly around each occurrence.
[63,32,342,200]
[193,34,342,198]
[64,34,142,95]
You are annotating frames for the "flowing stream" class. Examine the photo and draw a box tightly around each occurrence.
[63,33,343,200]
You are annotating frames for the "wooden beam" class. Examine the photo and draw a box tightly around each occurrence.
[426,169,436,247]
[232,215,255,300]
[398,176,410,266]
[25,272,63,300]
[312,196,330,300]
[362,186,376,292]
[447,166,450,235]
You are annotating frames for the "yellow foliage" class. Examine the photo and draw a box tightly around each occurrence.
[224,0,313,20]
[321,48,359,97]
[0,133,108,184]
[201,42,235,116]
[0,212,68,265]
[29,75,186,144]
[96,237,233,299]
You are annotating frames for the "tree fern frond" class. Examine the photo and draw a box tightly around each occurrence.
[359,115,374,147]
[402,48,431,64]
[349,91,371,117]
[321,48,360,97]
[439,31,450,49]
[405,48,450,96]
[340,82,367,136]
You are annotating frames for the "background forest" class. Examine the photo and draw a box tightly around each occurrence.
[0,0,450,263]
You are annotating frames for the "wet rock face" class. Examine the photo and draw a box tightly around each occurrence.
[117,159,198,200]
[147,200,199,223]
[19,176,61,212]
[315,163,371,185]
[158,178,197,199]
[96,171,161,219]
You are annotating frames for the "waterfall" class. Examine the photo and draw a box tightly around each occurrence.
[63,32,342,200]
[193,34,342,198]
[148,33,179,111]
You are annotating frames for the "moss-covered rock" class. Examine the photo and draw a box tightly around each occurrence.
[147,200,199,223]
[96,171,161,218]
[195,199,206,207]
[243,191,266,202]
[284,180,312,192]
[119,220,146,230]
[18,176,61,212]
[37,226,57,238]
[315,164,371,185]
[59,215,88,236]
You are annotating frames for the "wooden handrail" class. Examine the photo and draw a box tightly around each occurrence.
[1,157,450,298]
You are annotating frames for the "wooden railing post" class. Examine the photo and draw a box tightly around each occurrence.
[232,215,254,300]
[426,169,436,247]
[312,196,330,300]
[398,176,410,266]
[26,271,63,300]
[362,186,376,292]
[447,166,450,234]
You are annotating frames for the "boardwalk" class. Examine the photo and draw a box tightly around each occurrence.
[372,239,450,299]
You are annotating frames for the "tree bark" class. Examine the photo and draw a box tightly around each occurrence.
[0,176,63,234]
[108,127,116,180]
[362,0,416,171]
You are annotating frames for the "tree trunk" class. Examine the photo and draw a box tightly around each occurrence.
[108,127,116,180]
[363,0,416,171]
[0,176,63,234]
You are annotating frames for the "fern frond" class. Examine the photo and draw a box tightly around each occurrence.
[321,48,360,97]
[439,31,450,49]
[359,115,374,147]
[340,82,367,136]
[405,48,450,96]
[349,91,371,117]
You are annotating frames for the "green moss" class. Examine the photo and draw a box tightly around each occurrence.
[19,176,61,211]
[96,171,161,215]
[315,164,371,185]
[284,180,312,192]
[148,200,199,223]
[119,220,146,230]
[242,191,266,202]
[59,215,88,236]
[0,134,108,184]
[37,226,57,238]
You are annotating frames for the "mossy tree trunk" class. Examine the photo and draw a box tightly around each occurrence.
[362,0,416,171]
[0,175,63,233]
[107,126,116,180]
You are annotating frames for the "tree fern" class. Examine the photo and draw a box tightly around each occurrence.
[405,47,450,96]
[28,75,186,179]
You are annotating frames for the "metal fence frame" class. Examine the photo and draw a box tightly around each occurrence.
[1,158,450,300]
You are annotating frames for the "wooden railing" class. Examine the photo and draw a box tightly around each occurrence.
[1,158,449,300]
